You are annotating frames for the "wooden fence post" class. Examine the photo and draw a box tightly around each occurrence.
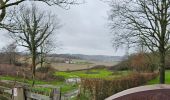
[13,85,25,100]
[51,88,61,100]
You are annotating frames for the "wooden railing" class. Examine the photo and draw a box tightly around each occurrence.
[0,85,61,100]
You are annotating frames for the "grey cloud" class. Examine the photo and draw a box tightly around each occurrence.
[0,0,126,56]
[49,0,126,56]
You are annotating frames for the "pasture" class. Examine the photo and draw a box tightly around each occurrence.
[55,69,130,79]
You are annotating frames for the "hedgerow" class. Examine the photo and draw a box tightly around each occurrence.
[80,72,158,100]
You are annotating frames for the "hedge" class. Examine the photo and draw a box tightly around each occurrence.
[80,72,158,100]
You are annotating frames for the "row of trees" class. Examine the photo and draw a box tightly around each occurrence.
[0,42,17,64]
[109,52,159,72]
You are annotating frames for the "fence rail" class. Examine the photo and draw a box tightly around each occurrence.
[25,91,51,100]
[0,85,61,100]
[0,84,79,100]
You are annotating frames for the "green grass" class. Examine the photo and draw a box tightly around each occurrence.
[147,70,170,84]
[71,95,89,100]
[29,83,78,94]
[61,84,78,94]
[0,76,47,85]
[55,69,130,79]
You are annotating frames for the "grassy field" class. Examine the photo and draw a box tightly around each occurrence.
[147,70,170,84]
[55,69,130,79]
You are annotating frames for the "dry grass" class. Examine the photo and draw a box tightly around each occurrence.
[51,61,119,71]
[51,63,95,71]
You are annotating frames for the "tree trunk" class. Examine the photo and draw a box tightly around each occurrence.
[9,54,12,65]
[40,53,43,68]
[32,52,36,87]
[159,51,165,84]
[40,45,43,68]
[159,0,167,84]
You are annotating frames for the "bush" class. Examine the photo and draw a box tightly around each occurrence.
[46,72,65,81]
[14,62,22,66]
[54,75,65,81]
[36,66,50,73]
[109,61,130,71]
[36,67,65,81]
[91,65,107,69]
[109,53,159,72]
[130,53,159,72]
[80,72,158,100]
[36,63,53,73]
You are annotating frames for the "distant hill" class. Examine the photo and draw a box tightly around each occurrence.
[48,54,81,59]
[71,54,125,62]
[17,52,125,62]
[48,54,125,62]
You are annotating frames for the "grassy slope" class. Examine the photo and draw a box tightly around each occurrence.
[0,76,77,93]
[0,69,130,94]
[147,70,170,84]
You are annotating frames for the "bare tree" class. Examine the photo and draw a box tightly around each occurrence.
[6,4,59,86]
[0,42,17,64]
[0,0,80,22]
[38,38,57,68]
[109,0,170,83]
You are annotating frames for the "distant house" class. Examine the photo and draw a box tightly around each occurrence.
[64,59,76,64]
[65,58,72,64]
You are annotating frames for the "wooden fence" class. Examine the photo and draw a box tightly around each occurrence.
[0,85,61,100]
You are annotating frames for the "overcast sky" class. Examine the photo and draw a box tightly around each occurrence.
[0,0,126,56]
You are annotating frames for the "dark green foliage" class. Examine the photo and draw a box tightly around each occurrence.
[91,65,107,69]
